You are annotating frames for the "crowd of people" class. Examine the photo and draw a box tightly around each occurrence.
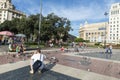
[0,35,25,56]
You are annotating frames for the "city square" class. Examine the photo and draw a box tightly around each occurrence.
[0,0,120,80]
[0,45,120,80]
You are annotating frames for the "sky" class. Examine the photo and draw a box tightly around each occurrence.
[12,0,120,37]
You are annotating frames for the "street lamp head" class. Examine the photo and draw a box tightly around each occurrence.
[104,12,108,16]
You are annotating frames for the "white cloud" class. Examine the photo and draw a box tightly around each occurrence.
[12,0,40,15]
[12,0,119,36]
[42,1,108,22]
[13,0,119,21]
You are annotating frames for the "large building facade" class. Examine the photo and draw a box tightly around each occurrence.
[0,0,25,24]
[79,3,120,44]
[79,22,108,43]
[108,3,120,44]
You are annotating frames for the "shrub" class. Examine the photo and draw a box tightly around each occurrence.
[25,42,38,45]
[94,42,101,46]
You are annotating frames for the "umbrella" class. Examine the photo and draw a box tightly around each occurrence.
[0,31,14,36]
[15,34,26,37]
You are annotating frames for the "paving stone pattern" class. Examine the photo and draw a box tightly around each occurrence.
[76,51,120,61]
[0,64,80,80]
[1,46,120,79]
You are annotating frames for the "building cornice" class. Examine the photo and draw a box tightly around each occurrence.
[0,8,26,16]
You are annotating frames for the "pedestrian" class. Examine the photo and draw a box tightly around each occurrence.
[0,40,1,46]
[30,48,46,74]
[109,44,112,57]
[72,41,75,48]
[16,44,20,56]
[49,43,53,48]
[61,46,64,51]
[9,43,13,52]
[74,45,79,52]
[105,45,109,53]
[19,44,24,54]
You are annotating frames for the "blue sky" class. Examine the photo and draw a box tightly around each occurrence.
[12,0,120,37]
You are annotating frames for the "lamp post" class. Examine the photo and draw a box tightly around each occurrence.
[104,12,108,48]
[38,0,42,48]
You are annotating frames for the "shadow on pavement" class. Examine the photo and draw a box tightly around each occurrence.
[0,63,81,80]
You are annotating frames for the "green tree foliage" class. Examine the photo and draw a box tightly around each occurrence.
[0,20,12,31]
[0,13,72,43]
[74,38,85,42]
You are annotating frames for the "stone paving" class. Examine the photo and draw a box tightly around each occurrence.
[0,45,9,53]
[79,52,120,61]
[0,64,80,80]
[0,46,120,80]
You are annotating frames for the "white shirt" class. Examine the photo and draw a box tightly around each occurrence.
[109,45,112,49]
[31,53,46,63]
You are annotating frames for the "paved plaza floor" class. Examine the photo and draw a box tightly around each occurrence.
[0,64,80,80]
[0,45,120,80]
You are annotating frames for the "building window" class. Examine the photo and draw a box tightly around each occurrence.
[4,3,7,8]
[113,37,115,40]
[86,33,88,36]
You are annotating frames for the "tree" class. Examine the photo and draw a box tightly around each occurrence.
[74,38,85,42]
[10,18,20,34]
[0,20,12,31]
[0,13,72,44]
[41,13,72,43]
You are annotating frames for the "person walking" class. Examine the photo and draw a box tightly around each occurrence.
[109,44,112,58]
[30,49,46,74]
